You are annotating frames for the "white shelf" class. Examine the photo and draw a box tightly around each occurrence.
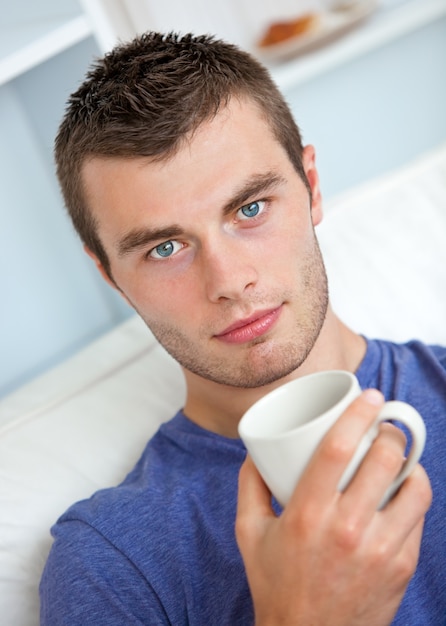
[0,14,93,86]
[269,0,446,91]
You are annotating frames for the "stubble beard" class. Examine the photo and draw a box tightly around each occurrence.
[135,238,329,389]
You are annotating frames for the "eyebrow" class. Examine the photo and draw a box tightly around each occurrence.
[221,171,286,216]
[117,225,184,258]
[116,171,285,258]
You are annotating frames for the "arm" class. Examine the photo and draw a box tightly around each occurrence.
[40,519,170,626]
[236,389,432,626]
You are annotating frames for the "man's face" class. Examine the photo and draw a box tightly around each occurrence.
[83,98,328,390]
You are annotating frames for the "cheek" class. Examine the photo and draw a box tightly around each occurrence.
[124,267,200,322]
[256,220,303,266]
[265,219,317,283]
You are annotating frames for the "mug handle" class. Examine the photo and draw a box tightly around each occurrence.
[338,401,426,510]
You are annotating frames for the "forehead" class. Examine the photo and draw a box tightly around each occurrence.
[81,98,292,240]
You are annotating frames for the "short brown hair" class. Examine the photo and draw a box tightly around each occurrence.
[55,32,308,278]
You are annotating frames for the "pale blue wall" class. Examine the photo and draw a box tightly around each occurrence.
[1,15,445,398]
[283,17,446,200]
[0,38,133,398]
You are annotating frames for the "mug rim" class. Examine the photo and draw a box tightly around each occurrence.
[238,369,358,441]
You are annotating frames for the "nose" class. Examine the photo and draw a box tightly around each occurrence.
[202,236,258,302]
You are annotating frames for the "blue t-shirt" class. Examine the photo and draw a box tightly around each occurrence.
[40,339,446,625]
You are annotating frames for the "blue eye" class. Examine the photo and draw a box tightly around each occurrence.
[149,240,181,259]
[238,200,265,220]
[241,201,260,218]
[155,242,174,257]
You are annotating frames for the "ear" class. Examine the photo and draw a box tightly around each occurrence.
[302,145,323,227]
[84,245,133,308]
[84,245,117,289]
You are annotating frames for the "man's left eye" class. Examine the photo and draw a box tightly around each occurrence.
[237,200,265,220]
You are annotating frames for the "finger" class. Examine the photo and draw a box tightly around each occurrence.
[380,464,432,538]
[395,517,426,581]
[339,422,407,519]
[238,455,271,512]
[366,468,431,587]
[289,389,385,508]
[236,455,274,549]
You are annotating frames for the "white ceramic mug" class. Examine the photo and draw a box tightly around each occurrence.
[238,370,426,509]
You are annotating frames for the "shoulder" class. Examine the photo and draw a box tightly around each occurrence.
[358,338,446,386]
[389,339,446,377]
[357,338,446,434]
[48,411,244,553]
[388,339,446,386]
[39,428,185,624]
[40,517,169,625]
[367,337,446,362]
[40,417,246,623]
[430,343,446,368]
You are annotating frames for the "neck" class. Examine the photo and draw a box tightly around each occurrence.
[182,307,366,438]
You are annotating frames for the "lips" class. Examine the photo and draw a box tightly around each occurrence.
[215,306,282,344]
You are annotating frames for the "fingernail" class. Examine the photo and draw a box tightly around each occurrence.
[362,388,384,406]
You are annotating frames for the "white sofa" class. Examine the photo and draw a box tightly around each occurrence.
[1,143,445,625]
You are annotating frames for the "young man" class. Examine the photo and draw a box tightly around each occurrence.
[40,32,444,624]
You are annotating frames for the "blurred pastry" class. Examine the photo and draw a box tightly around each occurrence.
[258,13,320,47]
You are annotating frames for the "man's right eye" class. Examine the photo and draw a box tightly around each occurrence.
[149,240,182,259]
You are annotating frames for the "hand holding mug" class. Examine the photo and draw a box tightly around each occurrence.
[238,370,426,509]
[236,374,431,625]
